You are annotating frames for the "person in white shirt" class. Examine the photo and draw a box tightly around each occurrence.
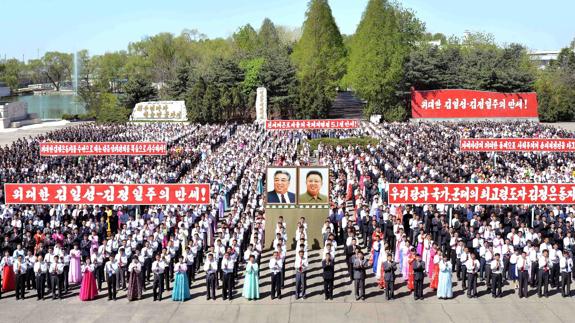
[516,251,530,298]
[490,253,504,298]
[34,255,48,300]
[104,255,119,300]
[49,255,65,299]
[221,252,235,301]
[560,252,573,297]
[537,250,550,298]
[151,254,166,301]
[465,252,480,298]
[269,251,283,300]
[204,252,218,300]
[294,249,309,299]
[528,245,539,288]
[24,250,36,291]
[13,255,27,300]
[549,243,562,288]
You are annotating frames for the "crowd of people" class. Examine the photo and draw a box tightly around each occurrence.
[0,121,575,303]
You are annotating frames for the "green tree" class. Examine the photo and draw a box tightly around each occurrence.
[42,52,73,91]
[96,93,130,123]
[185,76,206,122]
[0,59,24,91]
[346,0,424,118]
[291,0,347,118]
[536,47,575,122]
[120,77,158,111]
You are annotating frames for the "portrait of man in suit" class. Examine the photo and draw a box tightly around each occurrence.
[298,168,329,204]
[267,169,296,204]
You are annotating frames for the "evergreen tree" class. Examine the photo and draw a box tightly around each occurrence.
[291,0,346,118]
[185,76,206,122]
[120,77,159,110]
[346,0,424,119]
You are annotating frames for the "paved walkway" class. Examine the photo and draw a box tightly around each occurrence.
[0,246,573,323]
[0,121,87,146]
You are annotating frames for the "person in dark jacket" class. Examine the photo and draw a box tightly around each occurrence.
[322,253,335,300]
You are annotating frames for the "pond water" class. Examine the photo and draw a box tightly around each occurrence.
[17,94,86,120]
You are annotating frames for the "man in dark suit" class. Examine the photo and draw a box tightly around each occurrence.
[345,238,357,280]
[413,254,426,300]
[383,254,397,300]
[267,170,296,204]
[322,254,335,300]
[353,251,369,300]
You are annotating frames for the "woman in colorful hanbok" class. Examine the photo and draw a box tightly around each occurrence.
[79,258,98,301]
[0,251,15,292]
[242,255,260,300]
[68,244,83,284]
[172,256,190,301]
[430,250,441,290]
[127,257,143,301]
[437,254,453,299]
[407,249,416,291]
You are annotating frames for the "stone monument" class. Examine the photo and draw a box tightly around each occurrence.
[255,87,267,121]
[130,101,188,122]
[0,101,41,129]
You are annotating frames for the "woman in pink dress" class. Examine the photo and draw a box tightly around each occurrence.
[68,244,82,284]
[427,244,437,278]
[89,231,99,255]
[79,258,98,301]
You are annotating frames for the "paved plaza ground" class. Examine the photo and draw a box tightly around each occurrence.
[0,247,573,323]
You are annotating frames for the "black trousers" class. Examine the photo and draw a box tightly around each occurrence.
[95,264,104,290]
[461,265,467,289]
[385,279,395,299]
[119,266,127,289]
[107,274,117,300]
[187,264,195,287]
[223,272,234,300]
[518,270,529,298]
[15,273,26,299]
[144,258,152,282]
[414,278,424,299]
[206,273,216,299]
[271,272,282,298]
[485,265,492,290]
[26,268,34,289]
[36,274,46,299]
[153,273,164,300]
[467,273,477,296]
[538,270,549,297]
[50,274,62,299]
[354,278,365,299]
[491,273,502,297]
[561,272,572,297]
[63,266,69,292]
[323,278,333,299]
[164,265,171,290]
[551,263,560,287]
[530,261,539,286]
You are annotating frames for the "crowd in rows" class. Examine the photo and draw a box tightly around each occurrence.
[1,121,575,302]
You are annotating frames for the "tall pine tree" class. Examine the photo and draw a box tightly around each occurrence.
[347,0,423,119]
[292,0,346,118]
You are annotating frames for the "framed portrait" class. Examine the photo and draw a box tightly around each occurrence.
[297,167,329,204]
[266,167,298,205]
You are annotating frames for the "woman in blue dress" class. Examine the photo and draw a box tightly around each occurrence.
[437,254,453,299]
[242,255,260,300]
[172,256,191,301]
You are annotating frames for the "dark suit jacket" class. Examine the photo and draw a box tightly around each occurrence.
[413,260,426,281]
[353,258,368,280]
[267,191,296,203]
[383,261,396,281]
[322,260,335,280]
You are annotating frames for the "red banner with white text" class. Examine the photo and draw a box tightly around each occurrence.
[388,183,575,205]
[411,89,538,118]
[265,119,360,130]
[460,138,575,152]
[4,184,210,205]
[39,142,167,156]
